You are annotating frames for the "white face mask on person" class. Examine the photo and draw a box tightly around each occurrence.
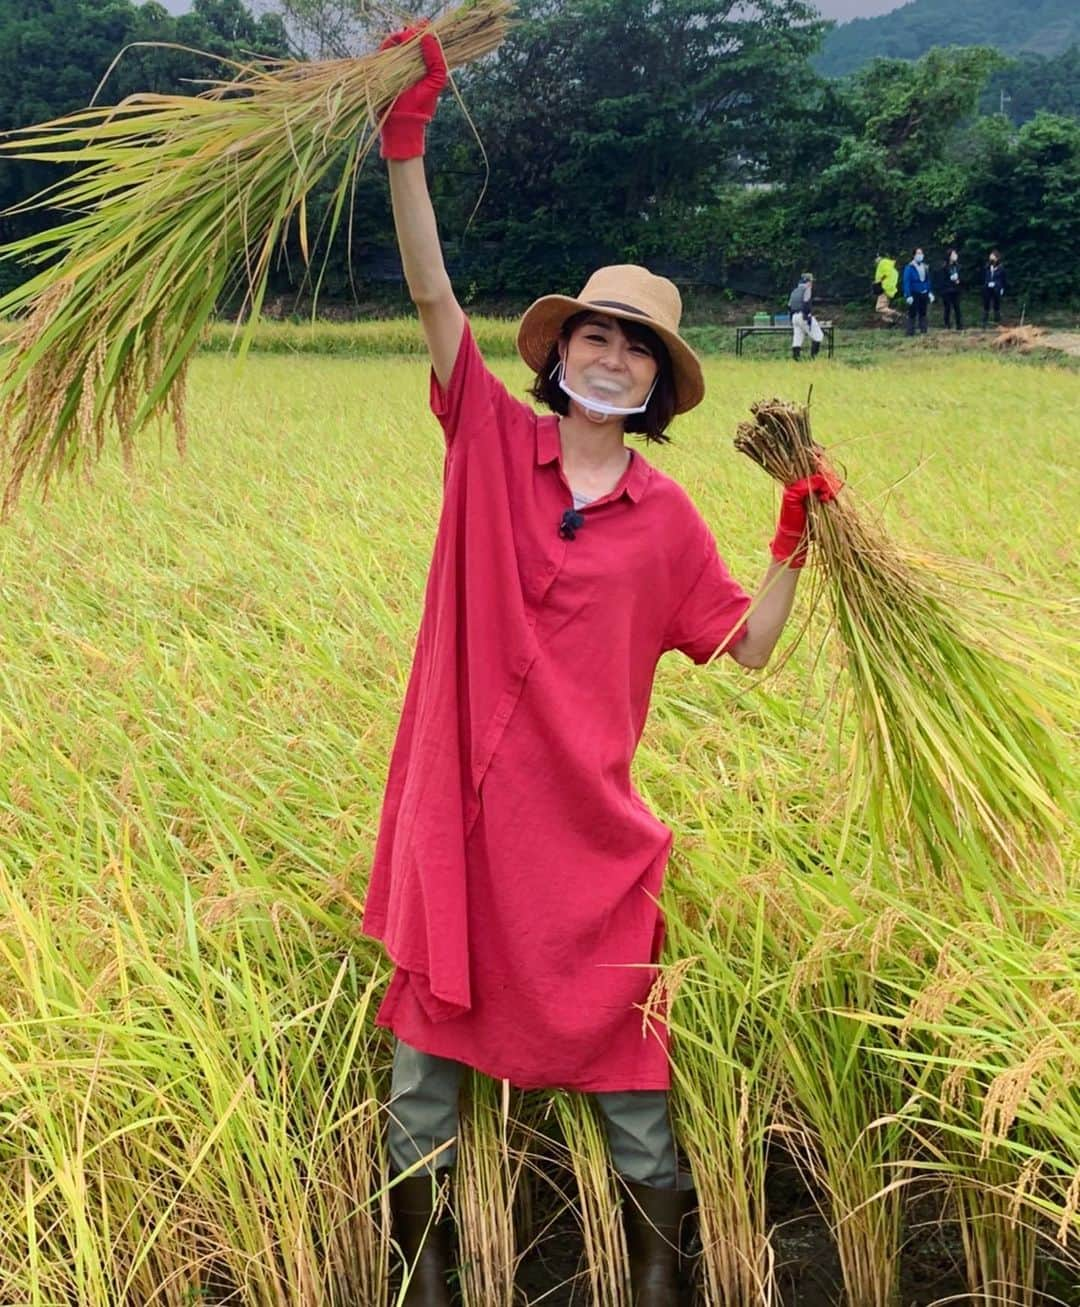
[551,358,659,419]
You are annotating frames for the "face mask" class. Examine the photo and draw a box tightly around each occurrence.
[552,358,658,420]
[914,254,924,265]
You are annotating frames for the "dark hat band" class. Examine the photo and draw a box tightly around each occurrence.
[587,299,651,319]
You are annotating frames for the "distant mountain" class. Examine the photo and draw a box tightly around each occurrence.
[815,0,1080,77]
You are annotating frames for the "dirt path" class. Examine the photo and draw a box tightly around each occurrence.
[1040,331,1080,357]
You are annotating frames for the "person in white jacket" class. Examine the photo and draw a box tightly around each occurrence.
[788,273,823,361]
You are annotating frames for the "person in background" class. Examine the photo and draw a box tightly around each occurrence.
[873,252,902,326]
[788,272,823,360]
[940,248,963,331]
[982,249,1007,327]
[901,246,934,336]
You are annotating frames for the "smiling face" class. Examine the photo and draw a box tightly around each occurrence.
[558,314,660,417]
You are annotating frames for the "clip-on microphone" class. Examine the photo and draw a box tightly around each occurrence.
[558,509,585,541]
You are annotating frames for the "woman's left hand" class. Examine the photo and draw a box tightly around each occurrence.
[770,469,842,568]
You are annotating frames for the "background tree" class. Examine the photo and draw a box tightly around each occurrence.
[957,112,1080,304]
[427,0,828,292]
[812,47,1004,237]
[0,0,1076,308]
[259,0,379,59]
[981,47,1080,125]
[0,0,288,291]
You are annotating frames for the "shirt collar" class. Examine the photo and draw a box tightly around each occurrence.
[536,417,652,504]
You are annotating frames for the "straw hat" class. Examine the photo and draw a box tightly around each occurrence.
[516,265,705,415]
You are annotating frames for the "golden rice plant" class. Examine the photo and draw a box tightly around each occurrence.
[0,0,511,512]
[734,397,1075,881]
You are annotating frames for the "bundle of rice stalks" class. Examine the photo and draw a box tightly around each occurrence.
[734,398,1073,879]
[990,325,1047,353]
[0,0,511,512]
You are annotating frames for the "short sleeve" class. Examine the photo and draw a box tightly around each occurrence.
[665,534,751,664]
[429,319,532,450]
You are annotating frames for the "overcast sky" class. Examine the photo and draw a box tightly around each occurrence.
[157,0,911,20]
[815,0,907,16]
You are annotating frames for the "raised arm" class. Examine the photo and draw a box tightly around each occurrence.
[388,159,464,388]
[380,29,464,388]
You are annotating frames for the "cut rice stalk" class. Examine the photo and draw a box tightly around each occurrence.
[0,0,512,512]
[734,397,1074,879]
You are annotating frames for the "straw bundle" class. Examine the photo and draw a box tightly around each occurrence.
[990,325,1046,353]
[735,398,1073,878]
[0,0,512,512]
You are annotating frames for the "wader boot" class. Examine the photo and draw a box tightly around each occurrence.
[389,1172,454,1306]
[623,1180,696,1305]
[791,345,801,361]
[810,339,821,359]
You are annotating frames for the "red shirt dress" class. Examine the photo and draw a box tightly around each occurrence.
[362,323,751,1092]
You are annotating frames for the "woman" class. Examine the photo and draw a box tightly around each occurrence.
[361,30,836,1305]
[941,247,963,331]
[901,246,934,336]
[981,249,1007,327]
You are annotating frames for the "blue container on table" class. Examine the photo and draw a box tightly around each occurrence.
[773,313,790,326]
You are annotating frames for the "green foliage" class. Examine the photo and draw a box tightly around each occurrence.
[813,48,1003,236]
[957,112,1080,302]
[0,0,1076,309]
[428,0,829,292]
[816,0,1080,79]
[981,47,1080,124]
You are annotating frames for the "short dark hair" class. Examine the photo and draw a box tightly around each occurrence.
[527,311,677,443]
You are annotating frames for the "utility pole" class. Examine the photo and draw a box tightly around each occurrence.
[999,88,1012,117]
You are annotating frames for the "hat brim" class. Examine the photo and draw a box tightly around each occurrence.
[516,295,705,416]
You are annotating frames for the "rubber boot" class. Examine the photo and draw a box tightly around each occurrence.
[791,345,801,361]
[623,1180,696,1305]
[389,1172,454,1306]
[810,339,821,359]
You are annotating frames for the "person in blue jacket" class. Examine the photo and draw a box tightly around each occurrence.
[981,250,1007,327]
[902,247,934,336]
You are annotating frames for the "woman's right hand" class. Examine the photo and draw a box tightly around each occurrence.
[379,26,448,161]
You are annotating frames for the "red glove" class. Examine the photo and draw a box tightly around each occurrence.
[769,470,842,568]
[378,26,448,161]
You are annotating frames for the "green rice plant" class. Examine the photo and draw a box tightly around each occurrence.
[0,852,394,1304]
[0,0,510,511]
[202,314,526,360]
[734,397,1076,884]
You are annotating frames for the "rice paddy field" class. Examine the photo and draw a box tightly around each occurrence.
[0,318,1076,1305]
